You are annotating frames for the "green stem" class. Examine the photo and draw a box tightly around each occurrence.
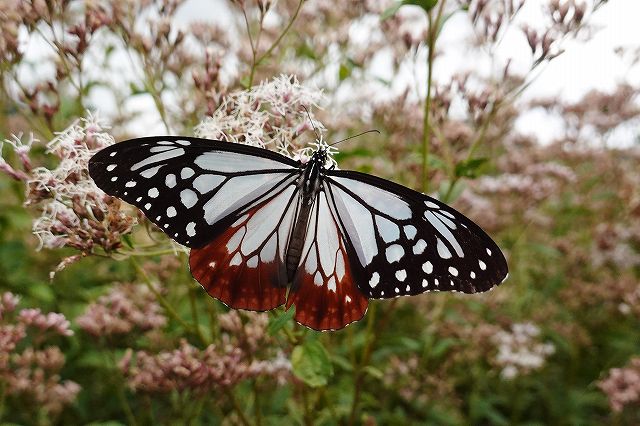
[246,0,304,87]
[422,18,435,193]
[104,351,138,426]
[422,0,447,193]
[348,299,398,425]
[130,258,196,336]
[224,387,253,426]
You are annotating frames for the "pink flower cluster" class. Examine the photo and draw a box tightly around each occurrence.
[598,357,640,413]
[76,282,167,337]
[119,311,290,393]
[0,292,79,416]
[17,308,73,337]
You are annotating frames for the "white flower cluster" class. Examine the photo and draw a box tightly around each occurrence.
[492,322,555,380]
[29,113,118,250]
[195,74,326,158]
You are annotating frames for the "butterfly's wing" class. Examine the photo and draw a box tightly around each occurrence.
[89,136,301,311]
[190,180,299,311]
[89,136,300,248]
[324,170,508,299]
[286,189,369,331]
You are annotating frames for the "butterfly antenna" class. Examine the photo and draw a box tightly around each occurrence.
[301,105,321,141]
[328,129,380,147]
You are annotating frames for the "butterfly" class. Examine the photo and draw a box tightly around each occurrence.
[88,136,508,331]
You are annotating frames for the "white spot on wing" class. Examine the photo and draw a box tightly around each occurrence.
[395,269,407,281]
[437,238,452,259]
[131,148,184,171]
[333,187,377,265]
[125,181,136,188]
[144,203,151,210]
[193,174,225,194]
[150,146,175,153]
[148,188,159,198]
[448,266,458,276]
[167,206,177,217]
[332,177,412,219]
[412,239,427,255]
[186,222,196,237]
[470,271,476,279]
[181,167,195,179]
[376,215,400,243]
[327,277,336,292]
[195,151,292,172]
[247,256,259,268]
[180,189,198,208]
[305,249,317,274]
[335,251,346,280]
[260,234,277,262]
[226,227,246,252]
[369,272,380,288]
[140,164,165,178]
[165,174,177,188]
[425,201,439,209]
[385,244,404,263]
[487,248,492,256]
[176,139,191,146]
[425,211,463,257]
[423,261,433,274]
[229,252,242,266]
[404,225,417,240]
[313,271,323,286]
[107,164,116,171]
[479,260,486,270]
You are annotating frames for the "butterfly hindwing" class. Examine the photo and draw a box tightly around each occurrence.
[287,189,368,330]
[189,182,300,311]
[325,170,508,299]
[88,136,299,248]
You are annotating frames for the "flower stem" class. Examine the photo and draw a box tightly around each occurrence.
[246,0,305,88]
[422,0,448,193]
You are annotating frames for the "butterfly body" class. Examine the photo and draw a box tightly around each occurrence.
[89,136,508,331]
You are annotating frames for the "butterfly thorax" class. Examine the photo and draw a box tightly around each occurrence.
[286,148,327,283]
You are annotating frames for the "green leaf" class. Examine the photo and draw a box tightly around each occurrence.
[454,157,489,178]
[268,307,296,336]
[381,0,439,21]
[296,42,317,60]
[291,340,334,387]
[128,82,148,96]
[339,63,351,81]
[363,365,384,380]
[438,180,465,203]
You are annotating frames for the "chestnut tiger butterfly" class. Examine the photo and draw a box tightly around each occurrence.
[89,135,508,331]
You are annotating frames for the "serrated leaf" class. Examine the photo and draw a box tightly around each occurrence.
[291,340,333,387]
[268,306,296,335]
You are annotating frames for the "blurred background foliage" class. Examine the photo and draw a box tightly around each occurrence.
[1,0,639,424]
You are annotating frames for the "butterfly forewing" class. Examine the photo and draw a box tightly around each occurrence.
[325,170,508,299]
[88,137,298,248]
